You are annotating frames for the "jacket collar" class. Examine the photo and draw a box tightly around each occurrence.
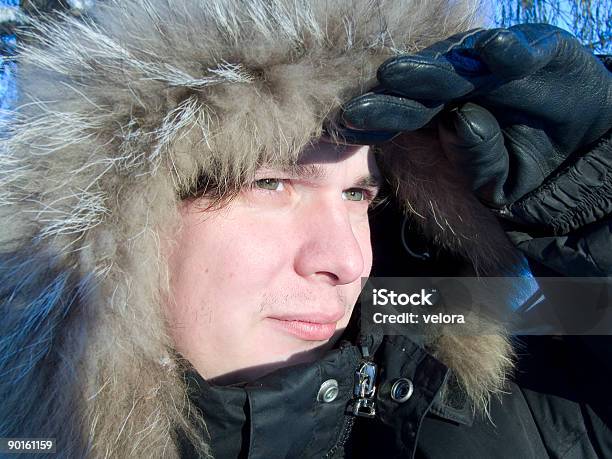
[429,374,475,427]
[181,332,472,458]
[182,341,364,458]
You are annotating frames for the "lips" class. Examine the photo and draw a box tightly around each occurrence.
[266,308,345,341]
[267,317,339,341]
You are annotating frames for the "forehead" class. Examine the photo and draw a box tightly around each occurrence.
[297,140,370,164]
[263,140,379,181]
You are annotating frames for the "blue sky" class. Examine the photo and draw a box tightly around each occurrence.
[490,0,611,52]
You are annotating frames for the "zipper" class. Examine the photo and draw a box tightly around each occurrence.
[324,415,356,458]
[324,343,378,458]
[351,360,377,418]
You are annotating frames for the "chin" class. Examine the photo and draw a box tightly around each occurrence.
[263,340,332,368]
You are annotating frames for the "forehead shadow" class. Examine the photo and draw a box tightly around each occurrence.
[296,140,370,166]
[256,140,381,187]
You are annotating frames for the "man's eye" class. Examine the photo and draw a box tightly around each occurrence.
[255,178,285,191]
[342,188,368,202]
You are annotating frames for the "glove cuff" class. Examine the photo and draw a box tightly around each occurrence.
[508,129,612,235]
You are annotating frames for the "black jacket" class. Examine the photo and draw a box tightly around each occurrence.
[178,331,612,458]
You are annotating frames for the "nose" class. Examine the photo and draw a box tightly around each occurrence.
[293,198,366,285]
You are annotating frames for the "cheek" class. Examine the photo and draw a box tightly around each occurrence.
[167,207,292,310]
[218,216,293,284]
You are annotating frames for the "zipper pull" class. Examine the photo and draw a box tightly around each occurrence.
[352,346,378,418]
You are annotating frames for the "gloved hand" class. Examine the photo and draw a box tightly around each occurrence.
[341,24,612,275]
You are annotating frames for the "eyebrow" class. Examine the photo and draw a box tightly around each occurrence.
[354,174,383,191]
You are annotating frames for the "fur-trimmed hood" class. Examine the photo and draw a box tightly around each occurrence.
[0,1,522,457]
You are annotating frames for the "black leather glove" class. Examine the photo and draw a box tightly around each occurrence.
[341,24,612,276]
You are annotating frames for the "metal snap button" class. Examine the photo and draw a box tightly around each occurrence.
[390,378,414,403]
[317,379,339,403]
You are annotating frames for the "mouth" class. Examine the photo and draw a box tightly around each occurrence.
[266,316,341,341]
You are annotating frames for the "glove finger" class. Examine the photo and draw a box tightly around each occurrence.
[325,127,400,145]
[438,103,509,208]
[470,24,559,80]
[375,27,507,101]
[341,92,442,132]
[377,51,485,101]
[415,28,487,58]
[377,53,479,101]
[377,24,561,102]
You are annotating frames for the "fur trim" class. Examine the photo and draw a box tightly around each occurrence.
[378,131,525,275]
[378,131,525,413]
[0,1,517,457]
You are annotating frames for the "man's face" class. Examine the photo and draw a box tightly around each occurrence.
[164,141,381,384]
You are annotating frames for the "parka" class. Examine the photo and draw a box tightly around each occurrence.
[0,1,610,458]
[177,334,612,458]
